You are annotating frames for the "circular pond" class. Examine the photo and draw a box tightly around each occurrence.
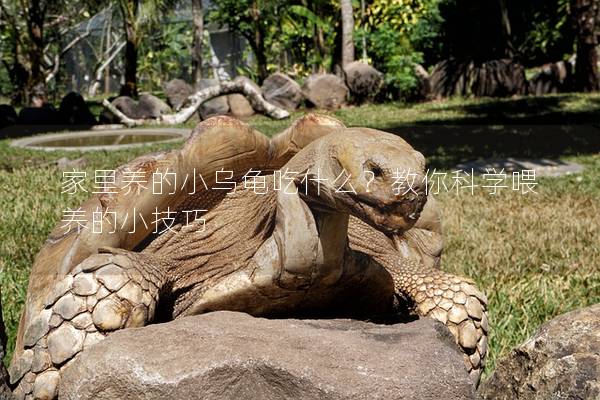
[10,128,190,151]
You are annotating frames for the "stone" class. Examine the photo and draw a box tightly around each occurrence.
[198,79,229,119]
[455,158,585,178]
[47,324,84,365]
[138,93,171,119]
[227,76,258,118]
[32,370,59,400]
[343,61,383,102]
[0,104,17,126]
[261,72,303,111]
[164,78,193,111]
[479,304,600,400]
[58,92,97,126]
[108,96,140,119]
[528,61,573,95]
[228,94,254,118]
[302,74,349,110]
[60,311,475,400]
[53,293,86,320]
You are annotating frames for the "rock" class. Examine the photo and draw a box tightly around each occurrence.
[479,304,600,400]
[429,59,528,98]
[261,72,303,111]
[303,74,349,110]
[61,311,475,400]
[138,93,171,119]
[414,64,432,100]
[227,76,259,117]
[528,61,573,95]
[17,105,62,126]
[164,79,193,111]
[228,94,254,118]
[59,92,97,126]
[108,96,140,120]
[0,104,17,130]
[198,79,229,120]
[343,61,383,102]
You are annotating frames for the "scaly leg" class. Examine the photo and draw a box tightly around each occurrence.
[9,249,164,400]
[348,216,488,385]
[383,256,488,385]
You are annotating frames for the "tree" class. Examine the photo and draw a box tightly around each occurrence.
[191,0,203,87]
[115,0,175,97]
[0,0,103,104]
[209,0,283,83]
[341,0,354,66]
[571,0,599,91]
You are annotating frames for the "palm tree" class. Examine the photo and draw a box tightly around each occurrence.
[115,0,175,96]
[341,0,354,67]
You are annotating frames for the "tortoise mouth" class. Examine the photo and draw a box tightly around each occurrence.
[347,191,427,234]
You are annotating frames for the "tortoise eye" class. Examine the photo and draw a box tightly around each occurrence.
[371,165,383,177]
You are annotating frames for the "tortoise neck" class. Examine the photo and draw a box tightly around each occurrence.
[313,210,349,284]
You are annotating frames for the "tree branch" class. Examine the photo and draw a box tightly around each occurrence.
[103,80,289,127]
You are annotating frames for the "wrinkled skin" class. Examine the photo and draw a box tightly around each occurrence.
[9,115,488,399]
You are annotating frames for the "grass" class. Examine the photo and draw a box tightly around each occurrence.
[1,93,599,380]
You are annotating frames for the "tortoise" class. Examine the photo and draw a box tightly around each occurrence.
[9,115,488,399]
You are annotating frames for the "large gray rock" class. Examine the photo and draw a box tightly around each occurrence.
[343,61,383,102]
[303,74,349,110]
[261,72,303,111]
[198,79,230,120]
[60,311,475,400]
[479,304,600,400]
[59,92,97,126]
[102,95,171,122]
[227,76,259,118]
[137,93,171,119]
[164,79,193,111]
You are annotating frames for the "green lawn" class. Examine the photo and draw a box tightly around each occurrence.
[1,93,599,380]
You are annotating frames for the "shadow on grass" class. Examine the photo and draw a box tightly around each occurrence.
[383,95,600,169]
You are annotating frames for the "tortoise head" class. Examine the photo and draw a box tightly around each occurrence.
[284,127,428,235]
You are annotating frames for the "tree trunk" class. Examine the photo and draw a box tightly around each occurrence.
[498,0,514,58]
[250,1,268,83]
[571,0,600,92]
[122,0,139,97]
[191,0,203,88]
[341,0,354,67]
[26,0,47,105]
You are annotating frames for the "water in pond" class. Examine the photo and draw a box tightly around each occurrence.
[30,133,179,147]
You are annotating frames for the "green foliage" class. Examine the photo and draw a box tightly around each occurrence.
[138,21,192,89]
[356,0,442,99]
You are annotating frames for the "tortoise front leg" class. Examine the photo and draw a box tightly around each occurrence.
[383,256,488,385]
[9,249,164,400]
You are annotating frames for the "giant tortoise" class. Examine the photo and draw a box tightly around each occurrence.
[9,115,488,399]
